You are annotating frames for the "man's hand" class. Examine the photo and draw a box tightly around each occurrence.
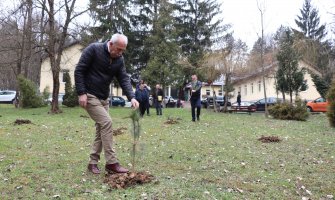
[131,98,139,109]
[78,94,88,108]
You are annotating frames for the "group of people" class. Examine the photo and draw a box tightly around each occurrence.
[135,80,164,117]
[75,33,236,175]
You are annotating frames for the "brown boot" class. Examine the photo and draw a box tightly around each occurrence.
[105,163,129,173]
[87,164,100,174]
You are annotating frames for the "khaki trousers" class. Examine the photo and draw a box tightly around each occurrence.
[86,94,117,165]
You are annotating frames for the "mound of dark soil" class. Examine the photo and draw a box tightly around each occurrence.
[164,119,179,124]
[258,135,281,143]
[113,127,127,136]
[104,171,155,189]
[14,119,32,125]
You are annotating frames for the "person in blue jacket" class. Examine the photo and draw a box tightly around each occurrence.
[135,83,149,117]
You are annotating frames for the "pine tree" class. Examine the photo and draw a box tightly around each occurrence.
[62,71,78,107]
[294,0,333,98]
[276,28,307,103]
[174,0,226,76]
[141,0,183,88]
[295,0,326,41]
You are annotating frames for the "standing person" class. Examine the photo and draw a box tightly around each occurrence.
[75,33,139,175]
[237,91,241,107]
[190,74,202,121]
[135,83,149,117]
[136,80,151,116]
[152,84,164,115]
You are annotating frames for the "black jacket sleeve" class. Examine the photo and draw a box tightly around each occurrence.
[74,44,95,95]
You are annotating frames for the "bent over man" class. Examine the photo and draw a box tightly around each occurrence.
[75,33,139,174]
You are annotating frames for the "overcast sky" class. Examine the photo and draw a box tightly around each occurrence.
[220,0,335,49]
[1,0,334,50]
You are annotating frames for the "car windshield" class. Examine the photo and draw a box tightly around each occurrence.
[315,97,326,102]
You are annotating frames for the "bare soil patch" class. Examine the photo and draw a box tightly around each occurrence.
[164,117,181,124]
[14,119,32,125]
[258,135,281,143]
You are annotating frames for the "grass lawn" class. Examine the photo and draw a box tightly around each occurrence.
[0,104,334,199]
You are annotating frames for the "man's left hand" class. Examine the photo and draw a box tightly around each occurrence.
[131,98,139,109]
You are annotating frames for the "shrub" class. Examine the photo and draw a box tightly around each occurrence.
[268,99,309,121]
[42,86,50,105]
[17,75,44,108]
[326,80,335,127]
[62,71,78,107]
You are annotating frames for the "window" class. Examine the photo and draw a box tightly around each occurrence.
[61,69,69,83]
[206,89,210,96]
[244,85,247,95]
[258,81,261,92]
[218,89,222,96]
[251,83,254,94]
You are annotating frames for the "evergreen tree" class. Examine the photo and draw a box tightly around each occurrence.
[295,0,327,41]
[294,0,333,98]
[142,0,182,88]
[174,0,226,76]
[62,71,78,107]
[275,28,307,103]
[88,0,132,41]
[17,75,44,108]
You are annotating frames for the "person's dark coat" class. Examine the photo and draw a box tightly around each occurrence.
[75,41,134,100]
[135,89,149,104]
[152,88,164,103]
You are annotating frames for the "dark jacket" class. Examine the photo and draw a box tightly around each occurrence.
[152,88,164,102]
[135,89,149,104]
[74,41,135,100]
[190,80,202,100]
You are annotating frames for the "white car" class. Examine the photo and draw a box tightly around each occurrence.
[47,93,65,104]
[164,96,176,108]
[0,90,16,104]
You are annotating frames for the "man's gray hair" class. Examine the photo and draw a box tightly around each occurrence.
[111,33,128,45]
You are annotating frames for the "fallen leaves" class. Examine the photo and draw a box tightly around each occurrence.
[113,127,127,136]
[103,171,155,189]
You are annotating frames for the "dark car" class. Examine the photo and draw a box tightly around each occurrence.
[252,97,283,111]
[109,96,126,107]
[231,101,256,113]
[201,98,209,108]
[207,96,231,107]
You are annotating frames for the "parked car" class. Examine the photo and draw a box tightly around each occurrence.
[252,97,283,111]
[109,96,126,107]
[207,96,231,107]
[47,93,65,104]
[0,90,16,104]
[164,96,176,108]
[231,101,256,113]
[201,98,209,108]
[124,100,132,108]
[306,97,329,112]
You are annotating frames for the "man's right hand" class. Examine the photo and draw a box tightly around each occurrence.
[78,94,88,108]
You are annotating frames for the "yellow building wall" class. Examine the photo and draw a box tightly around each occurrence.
[232,61,321,103]
[40,43,83,93]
